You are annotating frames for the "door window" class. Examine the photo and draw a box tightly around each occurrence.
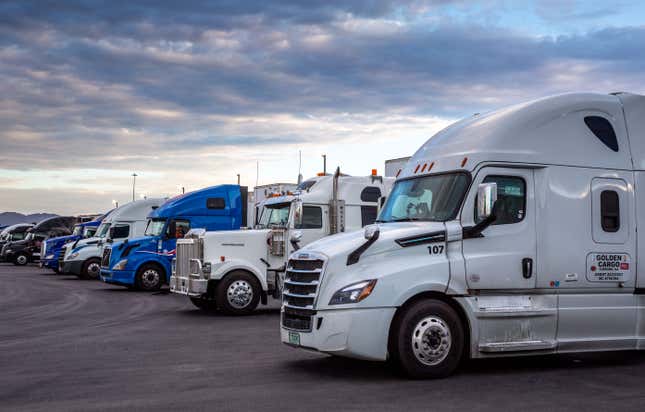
[110,224,130,239]
[476,176,526,225]
[169,220,191,239]
[600,190,620,232]
[295,206,322,229]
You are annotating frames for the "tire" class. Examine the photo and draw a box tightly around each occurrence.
[14,253,29,266]
[79,258,101,280]
[190,295,217,311]
[216,271,261,315]
[391,299,464,379]
[135,263,164,291]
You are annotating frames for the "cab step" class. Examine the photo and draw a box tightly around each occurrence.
[478,340,557,353]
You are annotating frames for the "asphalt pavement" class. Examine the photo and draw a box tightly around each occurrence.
[1,263,645,411]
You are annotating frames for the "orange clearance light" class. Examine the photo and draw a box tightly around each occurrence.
[317,172,325,176]
[371,168,377,176]
[461,157,468,167]
[396,169,401,177]
[414,164,420,173]
[429,161,435,170]
[220,256,225,262]
[421,163,427,173]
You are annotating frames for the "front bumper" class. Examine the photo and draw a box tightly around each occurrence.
[40,256,58,270]
[169,275,208,296]
[100,268,136,286]
[280,307,396,361]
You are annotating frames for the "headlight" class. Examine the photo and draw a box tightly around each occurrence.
[68,252,79,260]
[5,249,13,254]
[45,255,54,260]
[329,279,377,305]
[112,259,128,271]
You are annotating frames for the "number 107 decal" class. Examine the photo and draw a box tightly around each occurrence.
[428,244,445,255]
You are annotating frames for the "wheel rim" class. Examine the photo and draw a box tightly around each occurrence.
[141,269,160,289]
[226,280,253,309]
[16,255,27,265]
[411,315,452,366]
[87,262,100,278]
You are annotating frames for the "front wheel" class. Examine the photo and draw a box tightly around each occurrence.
[136,264,164,291]
[79,258,101,280]
[216,271,261,315]
[391,299,464,379]
[14,253,29,266]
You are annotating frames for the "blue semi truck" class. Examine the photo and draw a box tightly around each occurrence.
[40,215,107,272]
[100,184,248,291]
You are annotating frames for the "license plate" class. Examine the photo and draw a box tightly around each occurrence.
[288,331,300,346]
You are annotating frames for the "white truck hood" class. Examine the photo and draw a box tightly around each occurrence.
[203,229,272,270]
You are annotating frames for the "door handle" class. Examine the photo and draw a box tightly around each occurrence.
[522,258,533,279]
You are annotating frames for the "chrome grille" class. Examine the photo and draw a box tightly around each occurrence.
[282,256,324,332]
[175,237,203,278]
[101,247,111,268]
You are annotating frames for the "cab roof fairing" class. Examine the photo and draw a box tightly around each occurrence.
[102,198,166,223]
[147,184,240,219]
[400,92,642,180]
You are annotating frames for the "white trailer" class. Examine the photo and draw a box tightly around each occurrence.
[60,198,165,279]
[170,169,394,314]
[280,92,645,378]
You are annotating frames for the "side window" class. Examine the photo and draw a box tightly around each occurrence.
[585,116,618,152]
[169,220,191,239]
[476,176,526,225]
[600,190,620,232]
[296,206,323,229]
[360,187,382,202]
[207,197,226,209]
[361,206,378,226]
[111,224,130,239]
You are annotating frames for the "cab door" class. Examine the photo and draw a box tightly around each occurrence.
[289,204,327,255]
[462,167,537,290]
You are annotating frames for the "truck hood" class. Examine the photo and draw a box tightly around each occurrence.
[45,235,79,249]
[297,221,447,261]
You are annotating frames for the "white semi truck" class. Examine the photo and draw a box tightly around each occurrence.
[60,198,165,279]
[280,92,645,378]
[170,170,394,314]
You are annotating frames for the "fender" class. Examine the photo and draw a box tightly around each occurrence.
[210,258,268,292]
[131,252,172,281]
[392,282,449,307]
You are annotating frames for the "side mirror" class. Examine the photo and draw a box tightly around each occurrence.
[476,183,498,222]
[168,221,177,239]
[293,200,303,229]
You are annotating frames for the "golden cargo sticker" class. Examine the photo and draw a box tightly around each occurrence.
[586,253,631,282]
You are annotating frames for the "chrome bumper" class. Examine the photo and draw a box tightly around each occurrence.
[169,274,208,296]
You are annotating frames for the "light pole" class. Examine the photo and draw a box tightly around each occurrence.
[131,173,138,201]
[322,154,327,175]
[237,174,240,185]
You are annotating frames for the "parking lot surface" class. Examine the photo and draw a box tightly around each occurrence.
[2,263,645,411]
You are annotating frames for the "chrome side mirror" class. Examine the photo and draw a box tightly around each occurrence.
[290,230,303,251]
[477,182,498,222]
[293,200,303,228]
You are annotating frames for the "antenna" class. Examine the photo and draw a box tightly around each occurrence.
[298,150,303,184]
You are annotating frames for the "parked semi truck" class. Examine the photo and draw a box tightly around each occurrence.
[100,185,249,291]
[170,169,394,315]
[1,216,76,265]
[279,92,645,379]
[0,223,34,258]
[40,215,107,272]
[251,183,298,227]
[60,199,165,279]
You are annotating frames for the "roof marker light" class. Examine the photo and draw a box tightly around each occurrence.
[371,169,377,176]
[220,256,225,262]
[414,164,420,173]
[429,161,435,170]
[461,157,468,167]
[396,169,401,177]
[421,163,427,173]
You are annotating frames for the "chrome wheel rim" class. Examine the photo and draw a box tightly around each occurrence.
[411,316,452,366]
[227,280,253,309]
[16,255,27,265]
[141,269,160,289]
[87,262,100,278]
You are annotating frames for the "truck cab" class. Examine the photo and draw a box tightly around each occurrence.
[170,170,394,315]
[100,185,248,291]
[280,92,645,379]
[0,223,34,261]
[40,215,106,272]
[60,199,165,279]
[1,216,76,266]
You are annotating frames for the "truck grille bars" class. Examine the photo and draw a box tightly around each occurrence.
[175,238,203,279]
[101,247,111,268]
[282,257,324,332]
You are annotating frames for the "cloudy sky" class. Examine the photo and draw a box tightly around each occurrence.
[1,0,645,214]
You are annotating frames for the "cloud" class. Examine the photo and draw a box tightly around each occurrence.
[1,0,645,213]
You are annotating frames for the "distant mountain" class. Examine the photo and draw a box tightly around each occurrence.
[0,212,59,227]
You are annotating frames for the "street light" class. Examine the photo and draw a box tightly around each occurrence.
[132,173,138,201]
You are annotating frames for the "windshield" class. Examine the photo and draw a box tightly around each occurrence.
[258,203,291,228]
[378,173,470,222]
[25,232,34,241]
[96,223,110,238]
[145,219,167,236]
[72,225,83,236]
